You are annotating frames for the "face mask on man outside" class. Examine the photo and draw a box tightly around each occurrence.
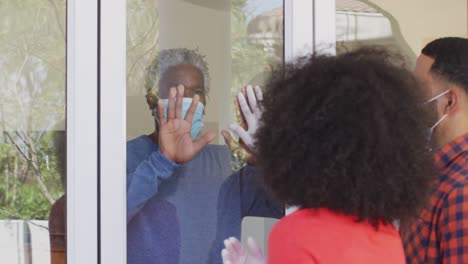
[424,89,450,148]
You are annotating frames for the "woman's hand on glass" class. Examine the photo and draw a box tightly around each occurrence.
[221,237,266,264]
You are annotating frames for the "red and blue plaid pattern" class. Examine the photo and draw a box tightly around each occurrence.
[401,134,468,264]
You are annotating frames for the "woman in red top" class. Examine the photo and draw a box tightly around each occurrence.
[222,48,436,264]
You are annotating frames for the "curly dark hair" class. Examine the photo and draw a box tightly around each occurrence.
[256,47,436,225]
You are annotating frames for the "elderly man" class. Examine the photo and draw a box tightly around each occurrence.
[126,48,282,264]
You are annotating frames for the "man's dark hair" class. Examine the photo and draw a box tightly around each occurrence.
[422,37,468,90]
[256,47,436,225]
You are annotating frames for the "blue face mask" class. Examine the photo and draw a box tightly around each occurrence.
[161,98,205,139]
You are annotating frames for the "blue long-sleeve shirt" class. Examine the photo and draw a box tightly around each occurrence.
[208,165,284,264]
[127,135,283,264]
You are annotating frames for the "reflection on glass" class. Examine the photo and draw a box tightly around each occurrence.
[0,0,67,263]
[126,0,283,263]
[335,0,467,67]
[335,0,415,65]
[231,1,283,170]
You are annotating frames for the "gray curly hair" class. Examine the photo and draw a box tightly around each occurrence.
[145,48,211,96]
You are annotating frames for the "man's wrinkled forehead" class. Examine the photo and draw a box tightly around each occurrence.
[158,63,204,99]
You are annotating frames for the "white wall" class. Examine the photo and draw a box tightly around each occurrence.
[368,0,467,54]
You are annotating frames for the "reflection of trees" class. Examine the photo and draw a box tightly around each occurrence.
[127,0,159,96]
[0,0,66,220]
[231,0,280,95]
[230,0,283,170]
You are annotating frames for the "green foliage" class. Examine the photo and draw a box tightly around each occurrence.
[0,0,66,220]
[1,183,54,220]
[230,0,283,171]
[231,0,274,94]
[0,131,64,220]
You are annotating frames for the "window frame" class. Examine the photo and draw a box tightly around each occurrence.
[67,0,331,262]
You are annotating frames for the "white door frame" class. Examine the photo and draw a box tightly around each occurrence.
[88,0,335,262]
[67,0,99,263]
[99,0,127,263]
[284,0,336,62]
[314,0,336,55]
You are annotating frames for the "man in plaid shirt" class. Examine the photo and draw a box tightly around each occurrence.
[401,37,468,263]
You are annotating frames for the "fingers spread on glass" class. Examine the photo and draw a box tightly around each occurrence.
[193,131,216,154]
[221,237,265,264]
[228,84,264,150]
[185,94,200,124]
[229,123,253,148]
[237,91,253,122]
[254,86,263,102]
[157,99,166,125]
[167,87,177,120]
[175,85,185,119]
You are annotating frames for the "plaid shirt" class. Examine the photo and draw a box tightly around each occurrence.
[401,134,468,264]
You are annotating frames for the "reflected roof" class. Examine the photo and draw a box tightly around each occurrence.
[336,0,378,13]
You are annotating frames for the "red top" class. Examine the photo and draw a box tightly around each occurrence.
[268,208,405,264]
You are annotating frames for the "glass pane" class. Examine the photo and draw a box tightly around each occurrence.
[335,0,468,66]
[0,1,67,264]
[126,0,284,263]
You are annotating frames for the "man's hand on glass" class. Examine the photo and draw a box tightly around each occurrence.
[158,85,215,163]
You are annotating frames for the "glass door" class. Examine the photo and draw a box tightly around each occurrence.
[125,1,286,263]
[333,0,467,64]
[0,1,67,263]
[0,1,100,264]
[97,0,320,263]
[97,0,468,263]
